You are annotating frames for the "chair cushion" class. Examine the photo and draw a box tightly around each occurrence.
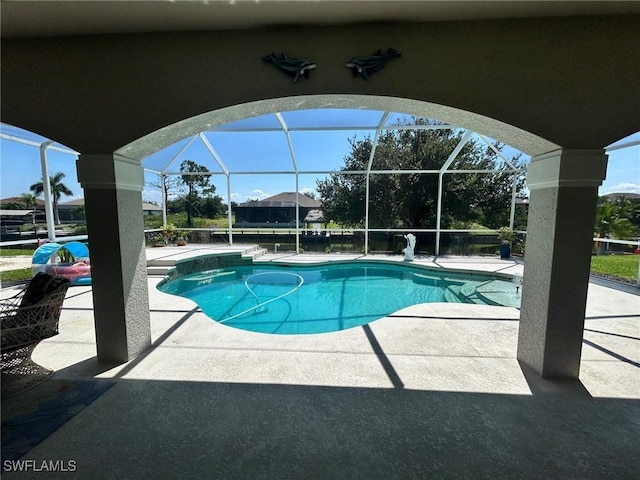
[19,273,71,308]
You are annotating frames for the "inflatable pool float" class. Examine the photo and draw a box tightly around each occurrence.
[32,241,92,285]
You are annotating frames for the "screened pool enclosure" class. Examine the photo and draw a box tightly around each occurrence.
[141,109,527,255]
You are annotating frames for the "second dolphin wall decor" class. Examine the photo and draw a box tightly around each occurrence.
[345,48,401,80]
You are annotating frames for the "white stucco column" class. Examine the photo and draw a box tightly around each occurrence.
[517,149,607,378]
[77,154,151,363]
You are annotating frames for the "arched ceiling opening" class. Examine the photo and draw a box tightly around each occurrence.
[118,95,559,162]
[137,107,524,183]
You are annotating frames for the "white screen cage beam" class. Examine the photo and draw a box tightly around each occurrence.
[198,133,234,241]
[434,130,474,255]
[274,112,302,252]
[364,112,391,254]
[477,134,519,171]
[159,134,198,173]
[205,123,456,134]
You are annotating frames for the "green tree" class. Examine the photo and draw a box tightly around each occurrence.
[610,196,640,230]
[317,119,525,229]
[1,201,22,210]
[179,160,214,227]
[30,171,73,225]
[595,198,637,240]
[20,192,38,210]
[166,196,186,215]
[201,196,225,218]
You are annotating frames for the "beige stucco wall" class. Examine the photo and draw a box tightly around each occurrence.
[2,15,639,157]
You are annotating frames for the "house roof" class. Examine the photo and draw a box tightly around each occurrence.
[0,197,45,206]
[238,192,321,209]
[59,198,85,206]
[142,202,162,211]
[0,209,40,217]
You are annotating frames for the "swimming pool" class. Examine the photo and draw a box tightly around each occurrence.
[158,261,516,335]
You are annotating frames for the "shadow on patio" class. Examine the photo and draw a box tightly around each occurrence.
[3,370,638,479]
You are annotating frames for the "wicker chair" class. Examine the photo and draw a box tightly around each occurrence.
[1,273,71,397]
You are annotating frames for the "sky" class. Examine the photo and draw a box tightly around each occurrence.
[1,111,639,207]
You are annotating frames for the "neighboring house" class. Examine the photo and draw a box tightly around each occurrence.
[58,198,87,221]
[234,192,322,227]
[0,197,163,222]
[0,197,84,222]
[0,209,42,234]
[142,202,162,216]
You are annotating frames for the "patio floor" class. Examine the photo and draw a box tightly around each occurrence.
[2,247,639,479]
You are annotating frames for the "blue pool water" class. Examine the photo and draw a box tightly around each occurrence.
[158,261,501,335]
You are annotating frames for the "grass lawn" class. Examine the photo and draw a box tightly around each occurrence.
[0,267,32,283]
[0,247,36,257]
[590,254,639,284]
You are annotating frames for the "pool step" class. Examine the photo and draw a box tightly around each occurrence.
[148,266,172,276]
[457,279,522,308]
[146,245,265,276]
[457,281,486,305]
[443,287,463,303]
[475,280,522,308]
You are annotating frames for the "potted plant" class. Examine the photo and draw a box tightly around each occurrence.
[161,223,176,238]
[497,227,516,259]
[147,232,166,247]
[176,230,188,246]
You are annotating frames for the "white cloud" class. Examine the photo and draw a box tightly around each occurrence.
[228,190,271,203]
[142,189,162,202]
[599,182,640,195]
[230,192,249,203]
[250,189,271,200]
[300,186,317,197]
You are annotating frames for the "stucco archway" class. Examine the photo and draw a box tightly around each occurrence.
[117,94,558,160]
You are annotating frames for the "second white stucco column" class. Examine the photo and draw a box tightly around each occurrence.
[517,149,607,378]
[77,154,151,363]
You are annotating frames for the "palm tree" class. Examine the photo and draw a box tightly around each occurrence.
[595,201,636,240]
[30,171,73,225]
[594,199,637,254]
[19,192,38,210]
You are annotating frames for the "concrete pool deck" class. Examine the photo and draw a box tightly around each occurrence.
[2,247,639,478]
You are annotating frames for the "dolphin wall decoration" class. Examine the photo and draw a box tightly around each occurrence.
[345,48,401,80]
[262,52,317,83]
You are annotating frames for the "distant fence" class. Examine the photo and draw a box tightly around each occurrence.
[2,227,638,258]
[173,227,515,256]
